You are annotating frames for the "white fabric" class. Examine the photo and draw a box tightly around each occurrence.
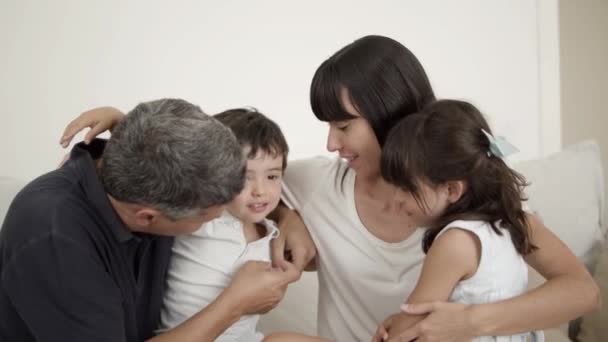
[437,220,539,342]
[513,140,606,270]
[159,212,278,342]
[513,140,606,340]
[281,157,425,342]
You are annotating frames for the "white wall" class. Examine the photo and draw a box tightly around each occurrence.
[0,0,559,181]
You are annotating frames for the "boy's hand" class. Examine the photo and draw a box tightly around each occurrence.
[271,206,316,271]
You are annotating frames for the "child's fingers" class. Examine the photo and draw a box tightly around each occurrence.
[274,259,301,284]
[290,245,313,272]
[372,323,389,342]
[60,118,86,147]
[84,123,107,145]
[270,235,287,267]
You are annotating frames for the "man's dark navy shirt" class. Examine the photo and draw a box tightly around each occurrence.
[0,140,174,341]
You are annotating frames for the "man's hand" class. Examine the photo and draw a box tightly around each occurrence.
[147,260,299,342]
[222,260,301,315]
[270,206,316,271]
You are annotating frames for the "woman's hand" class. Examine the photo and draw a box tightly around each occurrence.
[384,302,474,342]
[60,106,125,147]
[270,204,316,272]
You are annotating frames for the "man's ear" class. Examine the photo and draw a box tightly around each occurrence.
[133,207,162,229]
[446,180,466,203]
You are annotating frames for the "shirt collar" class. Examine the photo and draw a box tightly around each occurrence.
[67,139,135,243]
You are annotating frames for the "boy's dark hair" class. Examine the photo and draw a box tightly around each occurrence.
[214,108,289,170]
[381,99,536,255]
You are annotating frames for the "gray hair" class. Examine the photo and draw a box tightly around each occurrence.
[100,98,245,219]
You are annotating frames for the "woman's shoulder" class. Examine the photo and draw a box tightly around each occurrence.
[284,156,350,185]
[286,156,346,174]
[282,156,353,210]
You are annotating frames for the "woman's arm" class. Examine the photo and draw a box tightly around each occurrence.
[60,106,125,147]
[396,214,600,341]
[468,214,600,335]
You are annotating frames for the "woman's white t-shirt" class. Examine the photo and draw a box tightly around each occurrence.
[282,157,425,341]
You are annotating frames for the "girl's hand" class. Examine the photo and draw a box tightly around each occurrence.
[371,313,397,342]
[60,106,125,147]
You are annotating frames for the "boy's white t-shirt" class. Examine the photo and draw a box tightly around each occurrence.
[282,157,425,342]
[158,212,278,342]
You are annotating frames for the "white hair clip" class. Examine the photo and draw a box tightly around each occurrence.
[481,129,519,158]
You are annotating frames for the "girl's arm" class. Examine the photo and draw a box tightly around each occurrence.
[375,228,480,341]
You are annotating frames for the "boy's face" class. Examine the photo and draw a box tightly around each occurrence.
[226,149,283,225]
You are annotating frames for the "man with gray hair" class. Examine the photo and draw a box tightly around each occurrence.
[0,99,300,342]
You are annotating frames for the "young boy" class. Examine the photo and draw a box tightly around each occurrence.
[158,108,289,341]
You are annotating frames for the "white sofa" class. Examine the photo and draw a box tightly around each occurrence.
[1,141,606,341]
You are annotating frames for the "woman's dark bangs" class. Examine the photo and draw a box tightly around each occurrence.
[310,61,357,122]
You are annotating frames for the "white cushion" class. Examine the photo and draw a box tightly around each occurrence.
[513,140,606,270]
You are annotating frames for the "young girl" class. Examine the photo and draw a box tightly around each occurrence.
[376,99,543,341]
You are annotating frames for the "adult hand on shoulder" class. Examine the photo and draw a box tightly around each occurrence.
[223,260,301,315]
[60,106,125,147]
[271,206,316,272]
[386,302,475,342]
